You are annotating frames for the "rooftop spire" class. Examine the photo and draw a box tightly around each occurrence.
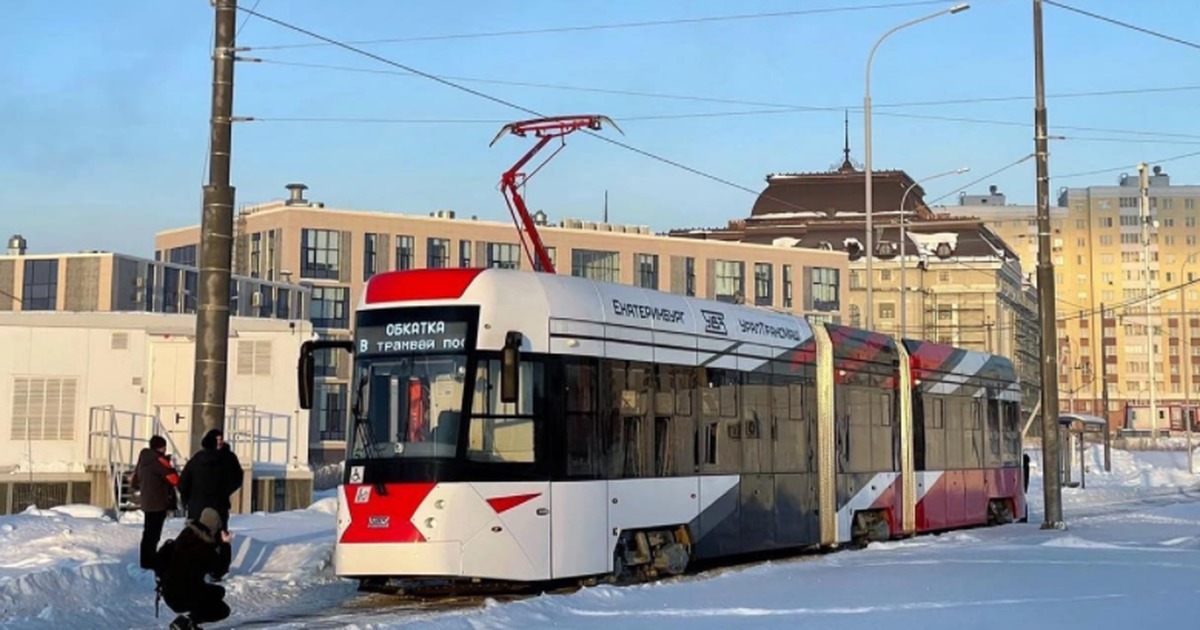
[838,110,856,173]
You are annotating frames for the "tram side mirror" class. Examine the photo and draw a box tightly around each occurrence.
[298,339,355,410]
[501,331,523,404]
[299,342,316,410]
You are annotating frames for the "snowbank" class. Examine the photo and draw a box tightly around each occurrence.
[2,447,1198,630]
[0,497,354,629]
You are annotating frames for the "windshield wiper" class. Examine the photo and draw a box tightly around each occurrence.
[350,372,388,496]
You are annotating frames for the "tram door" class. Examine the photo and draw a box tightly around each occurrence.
[740,372,775,551]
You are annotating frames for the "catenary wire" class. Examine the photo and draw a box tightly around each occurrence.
[246,59,1200,141]
[235,5,821,213]
[1045,0,1200,52]
[247,1,954,50]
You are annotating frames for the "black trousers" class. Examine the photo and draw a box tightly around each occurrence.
[140,511,168,569]
[167,584,230,624]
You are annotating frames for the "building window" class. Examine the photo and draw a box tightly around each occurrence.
[879,303,895,320]
[938,271,950,282]
[783,264,793,308]
[310,285,349,329]
[459,240,472,267]
[395,235,414,270]
[686,257,696,296]
[300,229,341,280]
[21,259,58,311]
[363,233,381,280]
[849,304,861,327]
[636,254,659,289]
[249,233,262,278]
[807,267,840,312]
[314,383,347,441]
[313,348,339,378]
[427,238,450,269]
[754,263,773,306]
[572,249,620,282]
[167,245,197,267]
[880,269,892,282]
[713,260,745,303]
[487,243,521,270]
[849,270,861,289]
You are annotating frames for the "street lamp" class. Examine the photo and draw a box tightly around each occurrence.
[864,2,970,331]
[898,166,970,338]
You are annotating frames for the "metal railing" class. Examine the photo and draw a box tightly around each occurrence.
[226,405,301,470]
[87,406,183,512]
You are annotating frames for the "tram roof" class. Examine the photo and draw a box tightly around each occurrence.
[361,268,817,349]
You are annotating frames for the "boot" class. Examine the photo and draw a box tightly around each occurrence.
[168,614,198,630]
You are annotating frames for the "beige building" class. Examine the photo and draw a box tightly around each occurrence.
[154,183,850,463]
[967,169,1200,434]
[0,311,314,516]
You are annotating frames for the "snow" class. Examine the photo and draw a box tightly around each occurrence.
[2,445,1199,629]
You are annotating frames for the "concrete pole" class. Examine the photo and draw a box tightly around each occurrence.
[1140,163,1158,443]
[1033,0,1064,528]
[191,0,238,456]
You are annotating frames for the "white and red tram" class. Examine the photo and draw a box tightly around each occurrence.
[298,267,1025,590]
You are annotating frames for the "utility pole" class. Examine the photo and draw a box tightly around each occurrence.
[191,0,238,455]
[1033,0,1064,528]
[1139,163,1158,442]
[1100,303,1111,472]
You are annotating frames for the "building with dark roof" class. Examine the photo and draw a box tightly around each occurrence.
[670,135,1042,425]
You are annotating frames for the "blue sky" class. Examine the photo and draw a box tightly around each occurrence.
[4,0,1199,256]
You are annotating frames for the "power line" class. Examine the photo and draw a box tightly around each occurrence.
[236,0,262,37]
[1051,149,1200,181]
[925,154,1035,205]
[1045,0,1200,52]
[247,1,952,50]
[247,59,1200,141]
[236,4,814,214]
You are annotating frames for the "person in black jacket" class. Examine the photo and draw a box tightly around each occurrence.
[179,429,244,529]
[132,435,180,569]
[161,507,233,629]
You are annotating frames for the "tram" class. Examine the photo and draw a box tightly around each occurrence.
[298,267,1024,589]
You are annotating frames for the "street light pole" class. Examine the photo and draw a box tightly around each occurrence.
[1183,254,1196,474]
[899,167,969,338]
[864,2,970,331]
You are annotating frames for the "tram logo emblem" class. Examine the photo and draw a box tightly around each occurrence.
[368,516,391,529]
[700,310,728,336]
[355,486,372,504]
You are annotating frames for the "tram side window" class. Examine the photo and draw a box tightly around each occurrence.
[965,397,983,469]
[986,398,1002,466]
[564,358,600,477]
[653,365,695,477]
[467,359,542,464]
[605,360,654,478]
[923,395,947,470]
[1003,401,1022,466]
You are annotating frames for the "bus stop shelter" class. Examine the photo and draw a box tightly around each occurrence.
[1059,413,1112,488]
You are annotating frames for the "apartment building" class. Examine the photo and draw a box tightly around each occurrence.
[154,184,849,463]
[968,168,1200,434]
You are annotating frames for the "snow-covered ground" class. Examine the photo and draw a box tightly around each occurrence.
[2,446,1199,629]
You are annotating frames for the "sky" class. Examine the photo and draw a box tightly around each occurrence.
[4,0,1200,257]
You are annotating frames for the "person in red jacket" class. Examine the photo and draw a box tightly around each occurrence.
[133,435,180,569]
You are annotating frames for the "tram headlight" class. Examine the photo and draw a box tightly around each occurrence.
[434,499,445,510]
[425,517,437,529]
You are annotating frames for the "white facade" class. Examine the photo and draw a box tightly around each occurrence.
[0,312,312,475]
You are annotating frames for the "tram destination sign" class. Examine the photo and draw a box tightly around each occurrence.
[356,319,469,356]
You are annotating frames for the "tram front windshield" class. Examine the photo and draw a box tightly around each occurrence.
[351,353,469,459]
